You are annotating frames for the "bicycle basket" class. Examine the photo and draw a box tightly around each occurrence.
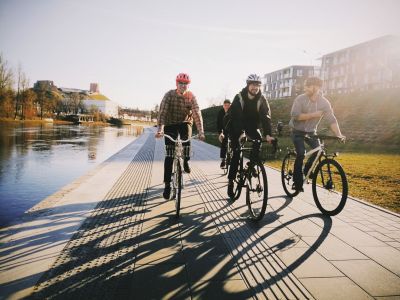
[165,145,176,157]
[164,145,192,158]
[260,142,281,161]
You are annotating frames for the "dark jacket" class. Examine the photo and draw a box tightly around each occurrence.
[217,108,226,134]
[225,87,272,137]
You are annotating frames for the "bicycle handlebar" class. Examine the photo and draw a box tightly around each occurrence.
[305,134,345,143]
[163,134,198,143]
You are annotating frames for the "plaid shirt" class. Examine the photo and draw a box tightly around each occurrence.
[157,89,204,134]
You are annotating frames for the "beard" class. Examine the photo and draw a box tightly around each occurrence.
[248,89,259,96]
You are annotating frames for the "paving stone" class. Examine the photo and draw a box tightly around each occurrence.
[276,247,343,278]
[190,279,252,299]
[300,277,373,300]
[258,226,309,250]
[386,241,400,248]
[185,255,242,283]
[332,260,400,297]
[358,246,400,276]
[130,263,191,299]
[301,235,367,260]
[330,226,387,247]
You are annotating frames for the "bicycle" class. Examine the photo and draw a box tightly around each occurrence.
[164,133,195,218]
[281,135,348,216]
[222,137,232,175]
[230,136,272,221]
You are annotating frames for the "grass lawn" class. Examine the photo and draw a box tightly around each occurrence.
[205,133,400,214]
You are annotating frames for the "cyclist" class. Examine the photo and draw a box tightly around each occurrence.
[155,73,205,199]
[217,99,231,168]
[289,76,345,192]
[225,74,273,199]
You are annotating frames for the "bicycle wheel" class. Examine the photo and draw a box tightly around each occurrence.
[231,152,243,200]
[281,152,299,197]
[312,158,348,216]
[246,161,268,221]
[175,161,183,218]
[223,150,231,175]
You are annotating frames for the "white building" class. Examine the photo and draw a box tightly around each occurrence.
[59,83,119,117]
[83,98,119,117]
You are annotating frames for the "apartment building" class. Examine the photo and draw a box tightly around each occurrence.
[262,65,318,100]
[320,35,400,95]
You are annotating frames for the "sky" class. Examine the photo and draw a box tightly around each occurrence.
[1,0,399,110]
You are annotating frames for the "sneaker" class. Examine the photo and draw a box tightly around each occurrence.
[220,159,226,168]
[291,183,304,192]
[163,184,171,199]
[227,180,234,198]
[183,160,191,173]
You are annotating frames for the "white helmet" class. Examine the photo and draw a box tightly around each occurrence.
[246,74,262,84]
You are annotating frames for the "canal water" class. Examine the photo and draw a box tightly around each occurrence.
[0,123,143,226]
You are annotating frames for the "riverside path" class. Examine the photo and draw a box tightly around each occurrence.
[1,127,399,299]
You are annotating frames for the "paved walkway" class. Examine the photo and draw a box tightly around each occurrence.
[1,128,399,299]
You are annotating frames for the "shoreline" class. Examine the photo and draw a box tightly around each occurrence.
[0,118,156,127]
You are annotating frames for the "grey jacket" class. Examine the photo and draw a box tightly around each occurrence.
[289,93,337,133]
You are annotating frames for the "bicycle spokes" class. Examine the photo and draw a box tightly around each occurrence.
[312,159,348,216]
[246,163,268,221]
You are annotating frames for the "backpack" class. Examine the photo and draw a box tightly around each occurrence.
[238,92,262,112]
[223,92,263,134]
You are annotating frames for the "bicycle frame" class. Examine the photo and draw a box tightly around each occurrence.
[302,143,324,181]
[164,133,191,177]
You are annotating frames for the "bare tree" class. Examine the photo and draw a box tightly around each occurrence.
[0,54,15,117]
[0,54,14,90]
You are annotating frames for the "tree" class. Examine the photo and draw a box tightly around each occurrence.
[14,64,30,119]
[0,54,13,90]
[0,54,14,118]
[21,89,37,119]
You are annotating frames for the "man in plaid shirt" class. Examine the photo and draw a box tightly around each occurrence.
[155,73,205,199]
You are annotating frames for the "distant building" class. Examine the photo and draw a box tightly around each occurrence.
[33,80,57,92]
[90,83,99,93]
[58,83,119,117]
[262,65,319,100]
[320,35,400,95]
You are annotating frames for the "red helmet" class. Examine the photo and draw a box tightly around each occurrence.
[176,73,191,84]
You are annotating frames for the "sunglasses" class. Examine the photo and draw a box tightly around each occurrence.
[177,82,189,85]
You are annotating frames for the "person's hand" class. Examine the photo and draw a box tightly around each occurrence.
[198,133,205,141]
[313,111,324,118]
[265,135,274,144]
[238,132,246,143]
[337,135,346,143]
[155,131,163,139]
[218,133,224,143]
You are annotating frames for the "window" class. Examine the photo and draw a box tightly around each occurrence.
[297,69,303,76]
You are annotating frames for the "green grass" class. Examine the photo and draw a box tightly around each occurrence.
[205,133,400,214]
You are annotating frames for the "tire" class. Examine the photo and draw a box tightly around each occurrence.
[312,158,348,216]
[175,161,182,218]
[223,151,231,175]
[231,152,243,200]
[246,161,268,221]
[281,152,300,198]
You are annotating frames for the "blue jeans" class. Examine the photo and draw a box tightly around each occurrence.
[292,132,320,188]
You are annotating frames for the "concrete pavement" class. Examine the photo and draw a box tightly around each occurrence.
[1,127,399,299]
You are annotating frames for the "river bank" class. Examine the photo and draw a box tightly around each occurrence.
[0,123,145,226]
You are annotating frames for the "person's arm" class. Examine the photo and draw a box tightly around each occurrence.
[217,109,224,134]
[321,98,345,138]
[296,111,323,121]
[260,98,273,142]
[191,95,205,139]
[291,96,323,121]
[156,92,169,137]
